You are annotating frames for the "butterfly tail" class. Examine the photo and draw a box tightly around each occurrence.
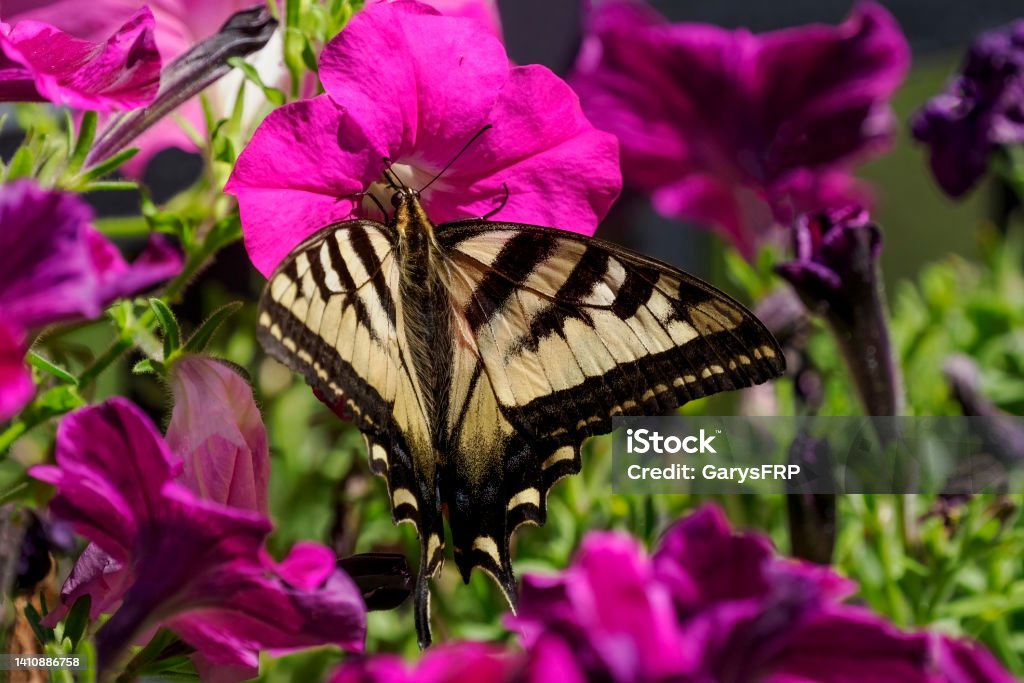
[414,554,433,649]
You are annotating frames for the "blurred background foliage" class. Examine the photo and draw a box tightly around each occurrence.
[1,0,1024,679]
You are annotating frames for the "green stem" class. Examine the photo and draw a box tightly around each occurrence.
[0,423,28,456]
[75,337,134,388]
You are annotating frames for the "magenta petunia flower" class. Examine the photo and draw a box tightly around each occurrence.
[226,0,620,276]
[911,20,1024,198]
[507,504,1014,683]
[569,1,909,257]
[0,180,181,420]
[0,7,160,111]
[31,395,366,679]
[0,320,33,421]
[330,642,514,683]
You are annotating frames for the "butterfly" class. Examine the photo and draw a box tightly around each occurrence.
[257,182,784,647]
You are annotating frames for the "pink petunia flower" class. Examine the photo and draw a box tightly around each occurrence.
[4,0,501,174]
[0,180,181,421]
[226,0,620,276]
[31,389,366,680]
[0,7,160,111]
[569,1,910,258]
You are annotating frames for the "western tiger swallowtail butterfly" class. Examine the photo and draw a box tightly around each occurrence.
[257,180,784,647]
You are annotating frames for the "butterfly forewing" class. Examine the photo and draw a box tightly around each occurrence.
[440,223,784,444]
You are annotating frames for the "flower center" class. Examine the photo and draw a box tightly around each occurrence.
[363,162,432,219]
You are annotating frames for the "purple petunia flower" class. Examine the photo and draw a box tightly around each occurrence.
[0,7,160,111]
[331,505,1013,682]
[569,1,909,258]
[508,504,1014,683]
[0,180,181,420]
[911,20,1024,198]
[31,391,367,680]
[226,0,620,276]
[775,207,903,417]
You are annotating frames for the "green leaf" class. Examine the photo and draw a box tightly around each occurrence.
[26,352,78,385]
[0,460,28,504]
[79,147,139,182]
[139,189,188,241]
[183,302,243,353]
[63,595,91,649]
[35,385,85,414]
[227,56,286,106]
[23,602,53,645]
[83,180,139,192]
[68,111,97,174]
[149,298,181,359]
[206,213,242,252]
[6,145,35,180]
[132,358,161,375]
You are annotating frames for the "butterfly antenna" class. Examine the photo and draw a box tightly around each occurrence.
[418,124,494,194]
[366,191,389,221]
[482,183,510,220]
[380,157,408,191]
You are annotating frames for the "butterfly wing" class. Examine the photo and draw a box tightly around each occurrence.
[257,220,448,642]
[436,220,784,589]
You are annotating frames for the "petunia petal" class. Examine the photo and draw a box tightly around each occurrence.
[330,642,510,683]
[752,3,910,174]
[268,541,337,590]
[29,397,183,562]
[165,536,366,668]
[911,20,1024,198]
[925,631,1020,683]
[166,356,270,514]
[87,228,184,304]
[0,180,103,328]
[367,0,502,40]
[0,180,181,330]
[0,7,160,110]
[226,96,381,276]
[419,64,620,235]
[40,543,131,627]
[318,2,510,171]
[0,318,33,421]
[513,531,692,681]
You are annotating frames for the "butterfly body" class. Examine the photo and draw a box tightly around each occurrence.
[258,188,784,647]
